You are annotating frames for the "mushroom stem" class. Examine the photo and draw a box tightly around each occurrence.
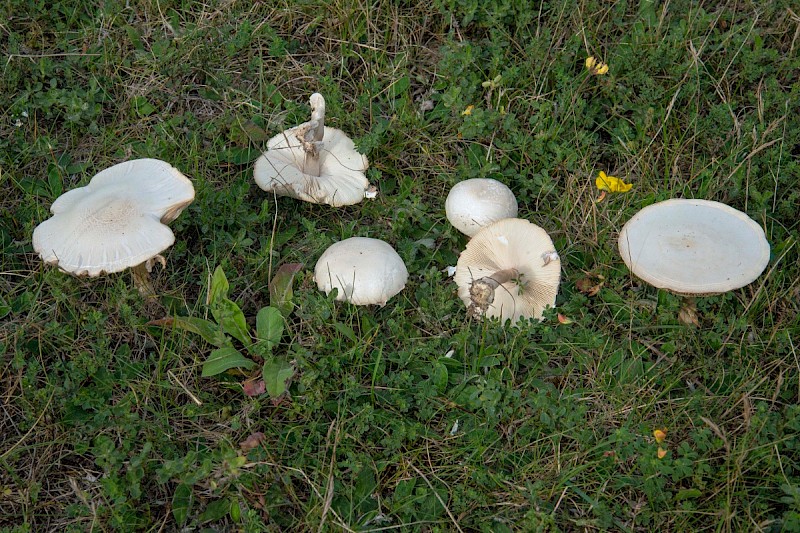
[468,267,519,317]
[131,255,165,298]
[131,263,156,298]
[301,93,326,177]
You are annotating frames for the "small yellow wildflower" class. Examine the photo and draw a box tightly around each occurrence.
[653,428,667,443]
[596,171,633,193]
[657,447,668,459]
[462,105,475,116]
[585,56,609,75]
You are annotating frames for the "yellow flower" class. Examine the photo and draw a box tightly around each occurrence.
[653,428,667,443]
[657,447,667,459]
[585,56,609,75]
[596,171,633,193]
[462,105,475,116]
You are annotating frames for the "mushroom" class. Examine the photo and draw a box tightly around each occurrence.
[445,178,518,237]
[454,218,561,323]
[32,158,195,296]
[254,93,371,207]
[314,237,408,306]
[618,199,770,322]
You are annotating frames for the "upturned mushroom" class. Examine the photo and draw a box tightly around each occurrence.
[314,237,408,306]
[445,178,518,237]
[32,158,195,295]
[454,218,561,323]
[618,198,770,322]
[254,93,371,207]
[618,199,770,294]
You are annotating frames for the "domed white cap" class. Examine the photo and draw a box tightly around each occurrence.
[445,178,518,237]
[32,158,195,276]
[454,218,561,323]
[314,237,408,305]
[618,199,770,295]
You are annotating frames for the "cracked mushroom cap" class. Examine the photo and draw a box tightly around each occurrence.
[618,199,770,295]
[32,158,195,277]
[445,178,518,236]
[314,237,408,306]
[454,218,561,323]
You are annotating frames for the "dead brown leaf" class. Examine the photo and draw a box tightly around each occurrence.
[239,432,266,453]
[678,302,700,326]
[243,379,266,397]
[576,273,605,296]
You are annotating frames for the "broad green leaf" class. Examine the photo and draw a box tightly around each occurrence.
[47,163,62,197]
[171,483,193,526]
[132,95,156,116]
[218,147,260,165]
[152,316,228,347]
[262,357,294,398]
[199,497,230,523]
[354,468,378,515]
[268,263,303,318]
[432,361,448,393]
[209,266,229,306]
[394,478,416,501]
[212,299,251,347]
[0,297,10,320]
[240,120,269,142]
[675,488,702,501]
[333,322,357,342]
[387,75,410,99]
[256,306,284,351]
[202,346,256,377]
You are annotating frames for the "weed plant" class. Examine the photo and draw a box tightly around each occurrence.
[1,0,798,531]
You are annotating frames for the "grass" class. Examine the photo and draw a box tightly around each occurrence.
[1,0,799,531]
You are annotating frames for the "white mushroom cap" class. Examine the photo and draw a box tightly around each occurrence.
[254,94,369,207]
[445,178,518,236]
[618,199,770,295]
[314,237,408,306]
[454,218,561,323]
[32,158,195,277]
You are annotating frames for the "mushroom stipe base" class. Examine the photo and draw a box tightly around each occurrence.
[468,268,520,318]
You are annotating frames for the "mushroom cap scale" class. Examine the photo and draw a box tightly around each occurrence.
[32,158,195,277]
[445,178,518,237]
[618,199,770,295]
[254,126,369,207]
[314,237,408,306]
[454,218,560,323]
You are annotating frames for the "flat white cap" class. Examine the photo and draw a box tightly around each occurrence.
[445,178,518,236]
[254,127,369,207]
[454,218,561,323]
[314,237,408,305]
[32,158,195,276]
[618,199,770,295]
